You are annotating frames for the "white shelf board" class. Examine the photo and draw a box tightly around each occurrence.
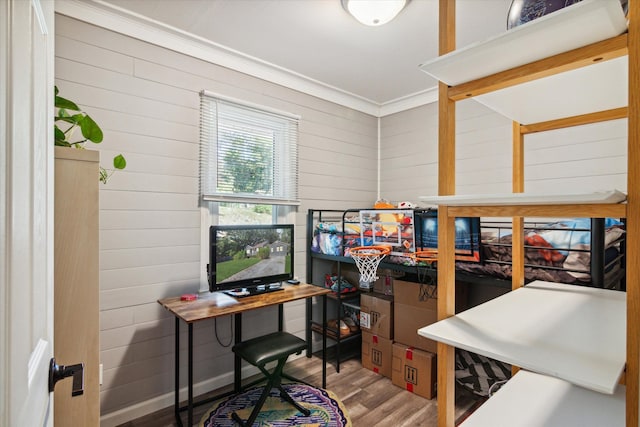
[419,0,628,87]
[418,0,628,124]
[419,189,627,206]
[418,281,626,394]
[461,370,625,427]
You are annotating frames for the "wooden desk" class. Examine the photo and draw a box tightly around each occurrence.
[158,283,330,427]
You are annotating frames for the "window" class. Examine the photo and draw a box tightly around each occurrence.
[199,91,300,206]
[198,92,299,290]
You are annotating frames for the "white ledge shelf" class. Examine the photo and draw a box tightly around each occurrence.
[461,370,625,427]
[418,281,626,394]
[419,0,627,86]
[419,190,627,206]
[419,0,628,124]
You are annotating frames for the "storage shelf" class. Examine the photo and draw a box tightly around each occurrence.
[419,0,628,124]
[311,322,361,342]
[419,192,628,219]
[418,281,626,394]
[419,190,627,206]
[461,370,625,427]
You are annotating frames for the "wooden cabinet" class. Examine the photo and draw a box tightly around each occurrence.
[416,1,637,426]
[54,147,100,426]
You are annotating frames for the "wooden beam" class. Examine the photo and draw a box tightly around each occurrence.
[520,107,628,134]
[512,122,524,377]
[446,203,626,219]
[448,34,628,101]
[512,121,524,290]
[437,2,456,426]
[438,0,456,197]
[627,0,640,425]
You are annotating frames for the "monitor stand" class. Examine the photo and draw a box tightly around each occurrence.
[224,283,284,298]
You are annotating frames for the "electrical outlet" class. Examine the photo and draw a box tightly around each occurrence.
[99,363,103,386]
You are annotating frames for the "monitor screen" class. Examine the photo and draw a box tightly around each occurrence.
[415,210,481,262]
[208,224,294,293]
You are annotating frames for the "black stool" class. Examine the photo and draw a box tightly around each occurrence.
[231,331,311,426]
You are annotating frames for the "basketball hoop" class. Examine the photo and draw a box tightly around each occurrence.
[410,250,438,291]
[410,250,438,266]
[350,246,391,284]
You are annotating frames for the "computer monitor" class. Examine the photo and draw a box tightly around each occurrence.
[415,210,481,262]
[208,224,294,295]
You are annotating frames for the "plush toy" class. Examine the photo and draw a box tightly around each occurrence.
[374,198,395,209]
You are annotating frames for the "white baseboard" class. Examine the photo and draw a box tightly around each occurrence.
[99,364,259,427]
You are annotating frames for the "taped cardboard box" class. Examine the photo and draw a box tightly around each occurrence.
[391,342,437,399]
[360,292,394,340]
[394,280,438,352]
[393,280,467,353]
[361,331,393,378]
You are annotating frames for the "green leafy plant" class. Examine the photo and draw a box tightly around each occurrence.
[54,86,126,183]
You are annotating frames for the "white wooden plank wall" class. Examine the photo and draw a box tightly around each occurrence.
[55,14,377,422]
[380,99,627,203]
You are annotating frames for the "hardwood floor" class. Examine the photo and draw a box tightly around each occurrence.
[116,355,482,427]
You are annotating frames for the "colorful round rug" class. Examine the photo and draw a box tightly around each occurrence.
[199,383,351,427]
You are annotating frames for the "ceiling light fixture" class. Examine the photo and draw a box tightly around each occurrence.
[341,0,409,26]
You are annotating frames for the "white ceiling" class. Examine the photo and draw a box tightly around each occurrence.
[69,0,514,113]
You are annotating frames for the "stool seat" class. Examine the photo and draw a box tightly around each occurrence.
[231,331,311,426]
[233,331,306,367]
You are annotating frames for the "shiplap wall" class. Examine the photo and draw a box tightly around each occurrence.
[55,14,377,423]
[54,8,629,424]
[380,99,627,203]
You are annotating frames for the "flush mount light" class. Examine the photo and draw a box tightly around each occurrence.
[341,0,409,26]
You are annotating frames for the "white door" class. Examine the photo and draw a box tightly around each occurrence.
[1,0,55,426]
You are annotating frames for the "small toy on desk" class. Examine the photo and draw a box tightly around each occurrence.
[180,293,198,301]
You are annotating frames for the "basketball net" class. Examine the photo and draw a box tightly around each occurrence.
[410,250,438,298]
[350,246,391,284]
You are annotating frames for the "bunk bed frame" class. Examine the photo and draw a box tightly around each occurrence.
[422,1,639,426]
[308,208,625,290]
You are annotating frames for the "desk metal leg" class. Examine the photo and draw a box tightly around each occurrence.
[305,298,312,357]
[188,322,194,427]
[174,317,181,426]
[234,313,242,392]
[322,294,327,389]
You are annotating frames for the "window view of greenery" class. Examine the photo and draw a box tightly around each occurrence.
[216,228,292,283]
[218,131,274,196]
[219,203,272,225]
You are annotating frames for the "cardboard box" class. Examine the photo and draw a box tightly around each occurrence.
[393,280,467,353]
[394,280,438,352]
[361,331,393,378]
[392,343,437,399]
[360,292,394,339]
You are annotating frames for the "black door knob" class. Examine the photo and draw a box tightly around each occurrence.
[48,358,84,396]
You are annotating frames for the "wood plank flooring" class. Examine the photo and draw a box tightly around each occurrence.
[116,355,482,427]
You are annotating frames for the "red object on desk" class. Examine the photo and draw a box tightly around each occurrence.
[180,294,198,301]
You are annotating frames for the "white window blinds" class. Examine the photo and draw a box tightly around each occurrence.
[200,91,300,205]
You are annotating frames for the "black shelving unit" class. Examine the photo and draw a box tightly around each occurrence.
[306,209,364,373]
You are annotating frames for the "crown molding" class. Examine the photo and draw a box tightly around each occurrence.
[379,86,438,116]
[54,0,435,117]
